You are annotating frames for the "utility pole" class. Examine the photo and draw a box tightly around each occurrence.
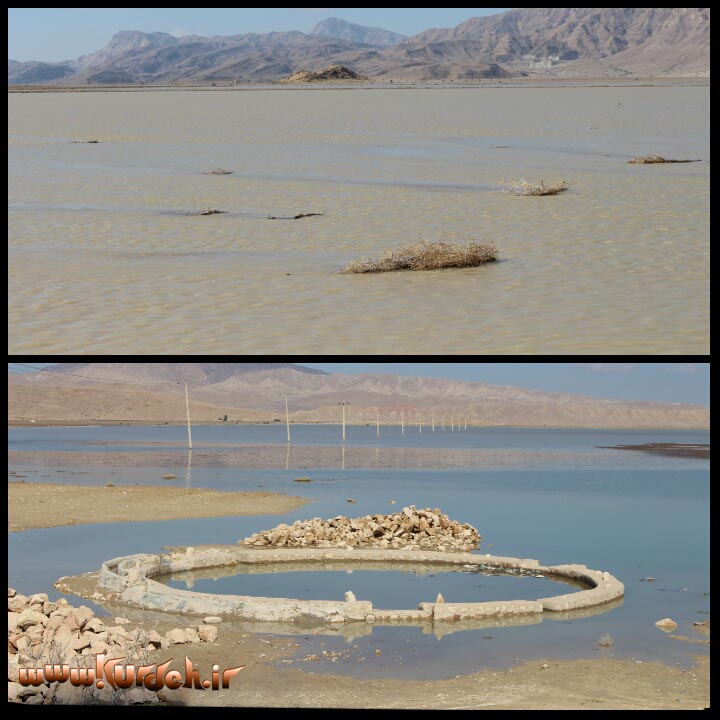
[419,415,423,433]
[339,402,350,442]
[401,409,405,435]
[376,407,380,437]
[465,417,468,431]
[432,413,435,432]
[451,415,455,432]
[442,415,445,431]
[284,394,291,443]
[184,383,193,450]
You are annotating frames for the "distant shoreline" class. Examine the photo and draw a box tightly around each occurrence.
[7,77,709,93]
[8,420,710,431]
[597,443,710,459]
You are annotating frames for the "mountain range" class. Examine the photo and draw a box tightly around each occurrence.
[8,363,709,429]
[8,8,710,85]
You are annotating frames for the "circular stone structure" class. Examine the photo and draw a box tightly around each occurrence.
[83,546,624,627]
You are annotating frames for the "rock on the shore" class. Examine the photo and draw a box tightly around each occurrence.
[7,588,220,704]
[165,628,189,645]
[198,625,218,643]
[242,506,481,552]
[655,618,678,631]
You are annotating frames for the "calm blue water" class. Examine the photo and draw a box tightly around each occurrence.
[158,565,572,607]
[7,426,709,679]
[7,423,711,452]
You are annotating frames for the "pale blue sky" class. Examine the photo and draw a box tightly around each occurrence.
[8,363,710,405]
[303,363,710,404]
[8,8,510,62]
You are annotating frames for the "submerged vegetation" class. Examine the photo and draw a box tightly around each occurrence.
[183,207,226,216]
[503,179,569,196]
[342,241,497,273]
[268,211,326,220]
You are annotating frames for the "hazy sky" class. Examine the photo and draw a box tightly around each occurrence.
[8,8,510,62]
[8,363,709,405]
[303,363,710,404]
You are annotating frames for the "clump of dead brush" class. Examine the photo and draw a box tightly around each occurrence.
[342,240,497,273]
[502,179,569,196]
[627,154,700,164]
[203,168,233,174]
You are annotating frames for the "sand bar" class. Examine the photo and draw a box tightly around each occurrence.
[7,482,309,532]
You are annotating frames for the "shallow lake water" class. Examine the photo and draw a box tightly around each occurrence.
[8,426,709,679]
[157,562,576,608]
[8,84,709,354]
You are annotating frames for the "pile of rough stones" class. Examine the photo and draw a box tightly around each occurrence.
[8,589,221,705]
[242,506,481,552]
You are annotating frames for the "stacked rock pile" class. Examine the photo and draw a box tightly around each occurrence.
[8,589,219,704]
[242,506,481,552]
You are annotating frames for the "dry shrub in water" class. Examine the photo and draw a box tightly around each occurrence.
[503,179,569,196]
[598,633,615,648]
[342,241,497,274]
[204,168,233,174]
[627,154,699,164]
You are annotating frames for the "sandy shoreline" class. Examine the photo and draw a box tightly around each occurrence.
[168,647,710,710]
[7,482,309,532]
[57,614,711,709]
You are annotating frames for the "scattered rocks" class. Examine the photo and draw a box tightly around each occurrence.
[242,506,482,552]
[165,628,189,645]
[7,588,220,704]
[16,608,47,630]
[198,625,218,643]
[655,618,678,631]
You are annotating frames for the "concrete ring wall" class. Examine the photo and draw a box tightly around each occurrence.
[94,546,624,626]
